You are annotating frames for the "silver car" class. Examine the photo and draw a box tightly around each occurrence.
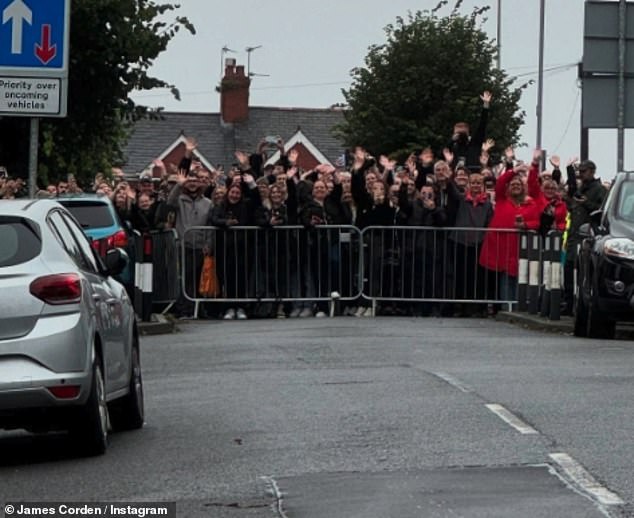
[0,199,143,455]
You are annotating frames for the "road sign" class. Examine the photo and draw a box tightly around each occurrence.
[0,0,70,116]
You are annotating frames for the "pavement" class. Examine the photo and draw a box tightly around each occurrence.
[497,310,634,340]
[496,311,574,335]
[135,308,634,341]
[137,313,176,335]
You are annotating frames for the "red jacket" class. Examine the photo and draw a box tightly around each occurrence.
[527,162,567,232]
[479,166,541,276]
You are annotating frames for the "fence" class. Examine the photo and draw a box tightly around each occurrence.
[180,225,363,307]
[168,225,563,320]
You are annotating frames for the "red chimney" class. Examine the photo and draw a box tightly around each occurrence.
[220,59,250,124]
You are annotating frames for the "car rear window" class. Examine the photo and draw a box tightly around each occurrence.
[61,202,115,229]
[0,218,42,267]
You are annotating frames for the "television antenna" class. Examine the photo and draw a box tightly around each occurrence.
[246,45,269,78]
[220,45,236,79]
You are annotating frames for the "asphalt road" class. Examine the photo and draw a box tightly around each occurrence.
[1,317,633,518]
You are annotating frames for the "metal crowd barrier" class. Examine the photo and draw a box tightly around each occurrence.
[181,225,364,305]
[169,225,565,319]
[361,226,522,313]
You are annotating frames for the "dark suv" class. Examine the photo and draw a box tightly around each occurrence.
[574,172,634,339]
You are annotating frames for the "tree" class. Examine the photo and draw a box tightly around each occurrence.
[0,0,194,187]
[337,1,526,161]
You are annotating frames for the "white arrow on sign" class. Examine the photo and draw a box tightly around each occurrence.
[2,0,32,54]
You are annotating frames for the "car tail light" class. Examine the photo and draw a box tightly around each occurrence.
[109,230,128,248]
[47,385,81,399]
[30,274,82,305]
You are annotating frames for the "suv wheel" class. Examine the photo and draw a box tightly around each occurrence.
[573,265,588,337]
[573,294,588,337]
[110,339,144,431]
[587,285,616,339]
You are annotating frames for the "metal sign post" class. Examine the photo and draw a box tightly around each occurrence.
[0,0,70,194]
[28,117,38,197]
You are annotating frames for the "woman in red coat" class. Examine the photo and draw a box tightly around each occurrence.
[479,148,541,303]
[526,150,568,235]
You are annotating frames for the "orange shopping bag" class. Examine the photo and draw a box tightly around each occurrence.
[198,255,220,298]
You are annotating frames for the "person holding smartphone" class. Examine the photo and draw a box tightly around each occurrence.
[561,158,607,315]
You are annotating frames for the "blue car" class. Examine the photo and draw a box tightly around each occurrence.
[57,194,136,290]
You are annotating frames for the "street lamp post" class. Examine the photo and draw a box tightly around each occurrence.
[536,0,545,150]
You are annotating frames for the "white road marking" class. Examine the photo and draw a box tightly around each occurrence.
[432,372,473,393]
[549,453,625,506]
[485,403,539,434]
[260,476,288,518]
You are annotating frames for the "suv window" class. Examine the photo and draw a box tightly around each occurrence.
[617,181,634,222]
[61,201,114,229]
[0,217,41,267]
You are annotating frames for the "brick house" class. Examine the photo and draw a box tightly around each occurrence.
[123,60,347,177]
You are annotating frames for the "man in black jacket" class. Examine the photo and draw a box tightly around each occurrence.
[562,159,607,315]
[447,91,492,171]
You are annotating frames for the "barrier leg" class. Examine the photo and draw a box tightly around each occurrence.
[140,234,153,322]
[549,234,562,320]
[528,234,541,315]
[517,233,529,312]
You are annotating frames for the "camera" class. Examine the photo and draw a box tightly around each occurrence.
[265,135,280,145]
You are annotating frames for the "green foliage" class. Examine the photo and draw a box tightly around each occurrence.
[337,2,526,160]
[0,0,194,186]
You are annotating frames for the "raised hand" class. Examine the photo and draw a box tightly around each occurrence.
[504,147,515,162]
[442,147,454,164]
[532,148,542,164]
[480,91,493,106]
[482,138,495,152]
[353,147,366,169]
[405,154,417,173]
[549,155,561,169]
[566,156,579,168]
[234,150,250,167]
[176,170,188,185]
[185,137,197,156]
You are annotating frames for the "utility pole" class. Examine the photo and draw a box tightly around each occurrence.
[536,0,545,149]
[617,0,626,172]
[497,0,502,69]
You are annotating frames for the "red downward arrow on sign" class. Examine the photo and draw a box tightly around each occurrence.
[35,25,57,65]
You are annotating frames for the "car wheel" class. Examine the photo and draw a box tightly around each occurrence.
[586,286,616,339]
[71,360,108,456]
[110,340,144,431]
[573,294,588,337]
[573,265,588,337]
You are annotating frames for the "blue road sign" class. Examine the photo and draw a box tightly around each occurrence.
[0,0,66,69]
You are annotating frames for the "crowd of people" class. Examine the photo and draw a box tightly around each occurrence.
[0,91,610,320]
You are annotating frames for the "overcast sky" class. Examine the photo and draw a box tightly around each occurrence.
[130,0,625,179]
